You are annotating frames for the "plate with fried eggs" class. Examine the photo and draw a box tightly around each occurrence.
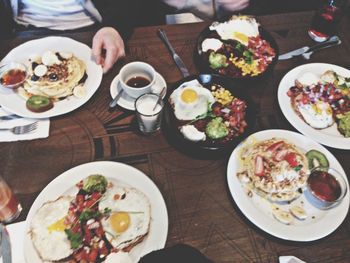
[24,161,168,263]
[162,74,256,158]
[278,63,350,149]
[195,15,278,79]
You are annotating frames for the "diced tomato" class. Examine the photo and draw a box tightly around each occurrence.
[76,194,84,205]
[87,248,98,262]
[95,225,104,238]
[84,225,92,245]
[254,155,265,176]
[73,248,87,261]
[267,141,284,152]
[301,94,310,104]
[284,152,298,167]
[274,149,289,161]
[91,192,102,201]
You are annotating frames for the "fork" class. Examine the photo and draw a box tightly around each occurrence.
[0,122,38,134]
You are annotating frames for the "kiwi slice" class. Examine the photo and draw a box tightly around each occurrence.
[26,95,53,113]
[306,150,329,170]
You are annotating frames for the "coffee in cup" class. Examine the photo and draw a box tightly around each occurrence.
[119,62,156,98]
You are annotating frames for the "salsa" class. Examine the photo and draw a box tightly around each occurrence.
[308,170,341,202]
[0,69,26,86]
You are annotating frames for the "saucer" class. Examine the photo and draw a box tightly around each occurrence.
[110,72,167,111]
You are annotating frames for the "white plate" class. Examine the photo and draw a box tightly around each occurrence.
[24,161,168,263]
[110,72,167,111]
[278,63,350,149]
[0,37,102,118]
[227,129,349,242]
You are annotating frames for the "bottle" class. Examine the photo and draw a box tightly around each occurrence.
[308,0,347,42]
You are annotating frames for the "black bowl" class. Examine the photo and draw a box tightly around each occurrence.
[194,24,279,81]
[162,74,257,159]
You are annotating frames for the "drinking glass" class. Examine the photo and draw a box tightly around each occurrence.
[0,176,22,223]
[308,0,348,42]
[135,93,164,134]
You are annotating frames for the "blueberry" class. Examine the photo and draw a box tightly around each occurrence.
[49,73,58,81]
[31,75,40,81]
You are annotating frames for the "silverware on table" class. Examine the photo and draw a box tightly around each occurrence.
[157,28,190,77]
[109,90,124,109]
[0,121,38,134]
[0,115,23,121]
[152,87,166,111]
[0,223,12,263]
[278,36,341,60]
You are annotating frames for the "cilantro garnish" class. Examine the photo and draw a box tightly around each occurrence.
[64,229,83,249]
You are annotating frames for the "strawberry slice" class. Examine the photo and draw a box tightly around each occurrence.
[254,155,265,176]
[284,152,298,167]
[267,141,284,152]
[274,149,289,161]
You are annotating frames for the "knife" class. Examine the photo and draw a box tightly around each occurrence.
[278,36,341,60]
[0,223,12,263]
[157,28,190,77]
[0,115,23,121]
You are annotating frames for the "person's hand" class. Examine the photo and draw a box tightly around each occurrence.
[216,0,250,12]
[92,27,125,73]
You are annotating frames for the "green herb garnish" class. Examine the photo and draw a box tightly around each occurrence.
[64,229,83,249]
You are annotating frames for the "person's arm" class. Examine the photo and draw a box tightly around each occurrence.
[90,0,168,73]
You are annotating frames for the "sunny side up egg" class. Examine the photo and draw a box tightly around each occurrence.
[30,196,74,261]
[99,185,151,250]
[298,101,334,129]
[210,16,259,46]
[170,84,215,121]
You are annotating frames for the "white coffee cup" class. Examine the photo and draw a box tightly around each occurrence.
[119,61,156,99]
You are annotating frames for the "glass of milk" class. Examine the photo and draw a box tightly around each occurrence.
[135,93,164,134]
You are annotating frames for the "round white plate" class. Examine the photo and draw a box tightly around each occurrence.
[278,63,350,149]
[227,129,349,242]
[24,161,168,263]
[0,37,102,118]
[110,71,167,111]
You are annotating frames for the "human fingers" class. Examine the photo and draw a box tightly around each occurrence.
[92,32,104,65]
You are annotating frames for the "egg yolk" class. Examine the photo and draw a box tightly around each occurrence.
[110,212,130,233]
[47,217,66,233]
[181,88,198,103]
[233,32,249,45]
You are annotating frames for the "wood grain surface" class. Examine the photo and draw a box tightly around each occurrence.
[0,11,349,263]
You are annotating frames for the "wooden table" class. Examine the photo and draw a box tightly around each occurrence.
[1,11,349,263]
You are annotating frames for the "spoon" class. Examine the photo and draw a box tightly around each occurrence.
[152,87,166,111]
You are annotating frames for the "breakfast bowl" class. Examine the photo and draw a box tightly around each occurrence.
[305,167,348,209]
[0,62,27,89]
[195,16,279,81]
[162,73,256,159]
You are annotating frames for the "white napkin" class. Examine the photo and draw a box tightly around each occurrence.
[0,108,50,142]
[279,256,306,263]
[4,221,26,263]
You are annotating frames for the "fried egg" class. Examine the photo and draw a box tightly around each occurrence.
[297,72,319,87]
[297,101,334,129]
[99,185,151,250]
[169,81,215,121]
[210,16,259,46]
[30,196,74,261]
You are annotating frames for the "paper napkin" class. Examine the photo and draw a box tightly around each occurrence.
[279,256,307,263]
[0,108,50,142]
[5,221,26,263]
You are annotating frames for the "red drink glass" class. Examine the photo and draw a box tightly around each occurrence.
[308,0,347,42]
[0,176,22,223]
